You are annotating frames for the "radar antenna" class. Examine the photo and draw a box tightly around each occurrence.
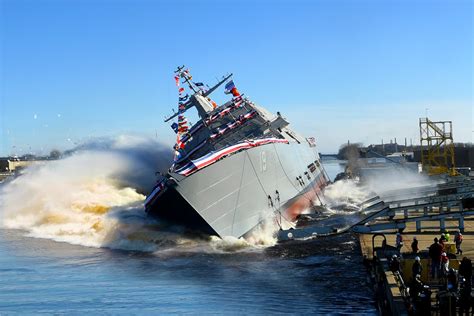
[164,68,233,123]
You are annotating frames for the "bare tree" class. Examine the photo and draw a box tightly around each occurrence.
[49,149,62,160]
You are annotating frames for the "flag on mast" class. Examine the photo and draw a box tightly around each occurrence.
[173,70,190,161]
[224,80,235,94]
[224,80,240,97]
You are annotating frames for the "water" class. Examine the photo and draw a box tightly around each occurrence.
[0,156,376,315]
[0,229,375,315]
[322,158,347,182]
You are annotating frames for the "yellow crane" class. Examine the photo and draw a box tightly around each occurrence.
[419,117,457,176]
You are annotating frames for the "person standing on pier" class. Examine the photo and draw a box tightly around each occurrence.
[396,232,404,251]
[440,233,447,243]
[409,274,424,302]
[455,231,463,255]
[440,252,449,277]
[412,256,422,280]
[429,237,443,279]
[439,234,446,251]
[390,254,400,273]
[411,236,419,254]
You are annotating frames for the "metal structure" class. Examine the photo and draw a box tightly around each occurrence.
[352,178,474,233]
[419,117,457,176]
[277,177,474,241]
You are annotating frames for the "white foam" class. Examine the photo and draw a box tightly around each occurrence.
[0,150,148,248]
[0,135,279,253]
[323,179,370,214]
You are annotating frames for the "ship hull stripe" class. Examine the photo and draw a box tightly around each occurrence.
[176,138,289,177]
[147,141,328,238]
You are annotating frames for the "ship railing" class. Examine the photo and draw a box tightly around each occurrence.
[177,95,249,145]
[173,139,208,167]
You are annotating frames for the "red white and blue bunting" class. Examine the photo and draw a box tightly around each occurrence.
[209,110,257,140]
[205,96,244,124]
[175,137,289,177]
[177,95,246,145]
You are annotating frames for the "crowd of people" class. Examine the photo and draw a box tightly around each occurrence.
[387,230,472,315]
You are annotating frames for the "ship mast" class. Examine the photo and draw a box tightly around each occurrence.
[175,65,199,94]
[164,67,233,123]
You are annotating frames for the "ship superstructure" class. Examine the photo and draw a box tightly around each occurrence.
[145,67,329,238]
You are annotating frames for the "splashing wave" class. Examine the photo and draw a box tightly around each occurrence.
[323,179,370,214]
[0,136,278,252]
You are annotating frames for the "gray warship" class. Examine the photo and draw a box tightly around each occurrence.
[145,67,330,238]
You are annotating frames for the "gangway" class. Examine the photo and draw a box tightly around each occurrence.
[352,176,474,233]
[277,176,474,242]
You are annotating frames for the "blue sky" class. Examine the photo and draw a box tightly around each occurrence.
[0,0,472,155]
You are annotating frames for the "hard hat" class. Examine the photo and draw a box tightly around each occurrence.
[415,256,420,261]
[392,254,397,258]
[413,236,417,240]
[442,252,447,256]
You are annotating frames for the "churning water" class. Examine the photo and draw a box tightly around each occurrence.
[0,139,376,314]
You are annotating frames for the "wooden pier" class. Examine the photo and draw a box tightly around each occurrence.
[357,176,474,315]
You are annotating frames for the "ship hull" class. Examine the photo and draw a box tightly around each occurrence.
[146,141,328,238]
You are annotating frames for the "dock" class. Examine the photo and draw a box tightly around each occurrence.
[277,175,474,314]
[359,227,474,315]
[356,177,474,315]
